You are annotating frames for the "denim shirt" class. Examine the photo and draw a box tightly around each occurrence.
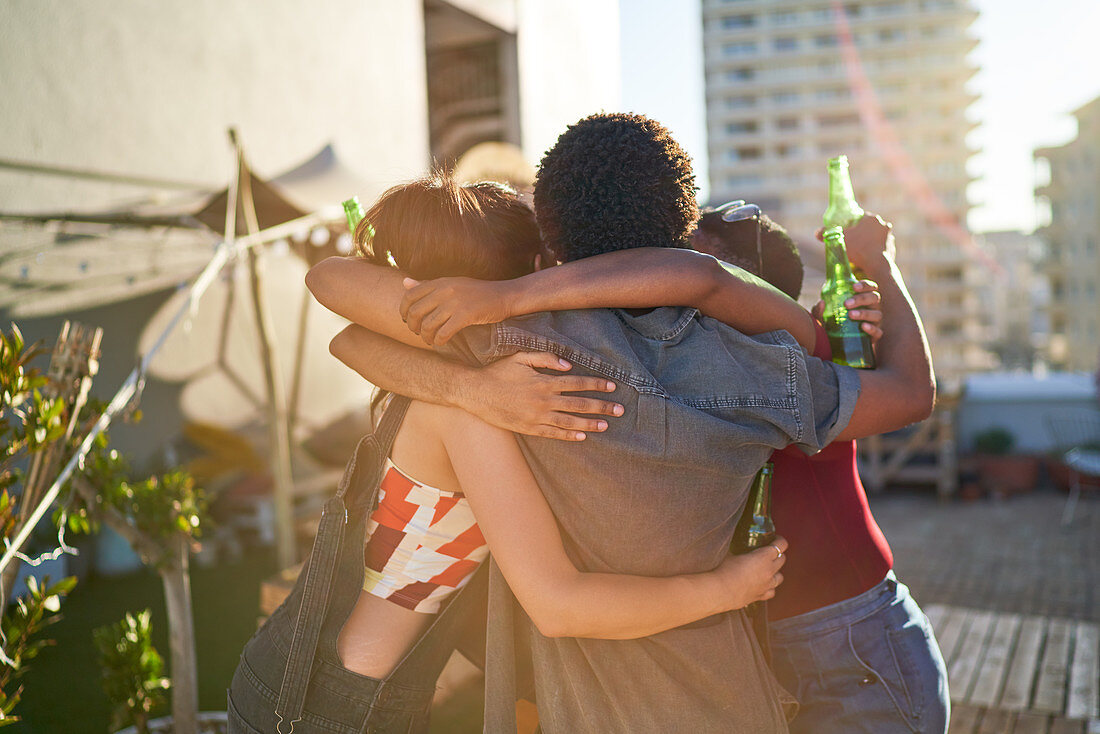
[444,306,860,734]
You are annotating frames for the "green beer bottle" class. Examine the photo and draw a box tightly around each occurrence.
[823,155,864,232]
[342,196,365,230]
[731,463,776,555]
[821,228,876,369]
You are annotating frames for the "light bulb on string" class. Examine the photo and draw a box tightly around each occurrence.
[309,228,331,247]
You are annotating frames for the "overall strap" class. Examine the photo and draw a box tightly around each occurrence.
[274,395,412,734]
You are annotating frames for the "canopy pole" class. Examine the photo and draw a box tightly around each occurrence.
[228,129,297,569]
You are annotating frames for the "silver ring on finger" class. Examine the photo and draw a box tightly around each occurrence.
[771,544,783,560]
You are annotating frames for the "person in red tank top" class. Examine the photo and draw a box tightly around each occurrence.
[692,207,949,734]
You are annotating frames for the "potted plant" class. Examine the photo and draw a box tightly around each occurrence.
[94,610,170,734]
[972,427,1040,497]
[96,610,228,734]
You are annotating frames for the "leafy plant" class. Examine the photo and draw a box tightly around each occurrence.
[0,324,67,494]
[2,321,210,733]
[973,427,1015,455]
[94,610,170,734]
[0,574,76,728]
[0,324,78,728]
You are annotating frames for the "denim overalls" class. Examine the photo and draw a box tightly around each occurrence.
[227,396,489,734]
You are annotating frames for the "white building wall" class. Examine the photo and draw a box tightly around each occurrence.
[516,0,621,164]
[0,0,430,210]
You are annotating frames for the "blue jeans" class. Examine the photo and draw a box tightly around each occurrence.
[770,572,949,734]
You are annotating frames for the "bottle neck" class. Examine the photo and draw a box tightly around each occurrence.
[342,198,365,230]
[749,468,772,517]
[824,230,857,284]
[825,163,864,228]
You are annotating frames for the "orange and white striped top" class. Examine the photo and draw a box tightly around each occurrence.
[362,459,488,614]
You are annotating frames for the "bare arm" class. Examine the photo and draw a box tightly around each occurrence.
[306,257,422,348]
[437,407,787,639]
[401,248,817,350]
[834,215,936,441]
[329,326,622,441]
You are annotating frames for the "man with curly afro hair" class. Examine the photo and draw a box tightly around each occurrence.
[534,112,700,261]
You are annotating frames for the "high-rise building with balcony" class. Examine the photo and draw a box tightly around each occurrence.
[701,0,992,379]
[1035,96,1100,373]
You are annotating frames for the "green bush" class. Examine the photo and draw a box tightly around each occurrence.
[973,427,1015,455]
[93,610,170,734]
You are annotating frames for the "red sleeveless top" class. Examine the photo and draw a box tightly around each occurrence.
[767,321,893,620]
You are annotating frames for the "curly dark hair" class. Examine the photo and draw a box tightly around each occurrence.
[692,209,804,300]
[533,113,699,262]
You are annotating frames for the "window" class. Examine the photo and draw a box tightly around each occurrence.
[735,146,763,160]
[776,117,800,130]
[771,10,799,25]
[725,67,755,81]
[773,91,800,105]
[815,33,838,47]
[722,14,757,29]
[817,113,860,128]
[723,41,759,56]
[726,120,759,134]
[726,95,757,108]
[878,28,906,43]
[777,143,801,157]
[773,37,799,52]
[815,86,849,101]
[726,174,763,188]
[811,8,834,22]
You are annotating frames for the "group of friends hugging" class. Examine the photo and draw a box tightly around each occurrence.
[226,113,951,734]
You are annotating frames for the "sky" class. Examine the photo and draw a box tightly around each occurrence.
[619,0,1100,235]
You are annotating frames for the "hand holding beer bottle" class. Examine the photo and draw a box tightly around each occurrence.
[819,156,877,369]
[821,228,877,369]
[731,464,779,618]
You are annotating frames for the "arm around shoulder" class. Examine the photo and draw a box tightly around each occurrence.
[306,256,424,348]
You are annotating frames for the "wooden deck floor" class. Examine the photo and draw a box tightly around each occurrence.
[927,604,1100,733]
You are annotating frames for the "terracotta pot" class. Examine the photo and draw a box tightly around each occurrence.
[976,454,1040,496]
[1045,457,1100,493]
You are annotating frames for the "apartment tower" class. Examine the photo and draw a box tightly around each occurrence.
[702,0,991,379]
[1035,96,1100,373]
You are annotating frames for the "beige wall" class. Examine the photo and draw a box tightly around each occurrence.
[0,0,430,210]
[516,0,621,164]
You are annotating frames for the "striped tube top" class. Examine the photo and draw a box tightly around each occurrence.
[362,458,488,614]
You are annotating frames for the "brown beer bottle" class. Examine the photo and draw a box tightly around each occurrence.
[731,463,777,619]
[731,463,776,554]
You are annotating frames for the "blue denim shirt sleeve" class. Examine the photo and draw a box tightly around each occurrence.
[438,310,861,454]
[433,323,498,367]
[791,354,862,453]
